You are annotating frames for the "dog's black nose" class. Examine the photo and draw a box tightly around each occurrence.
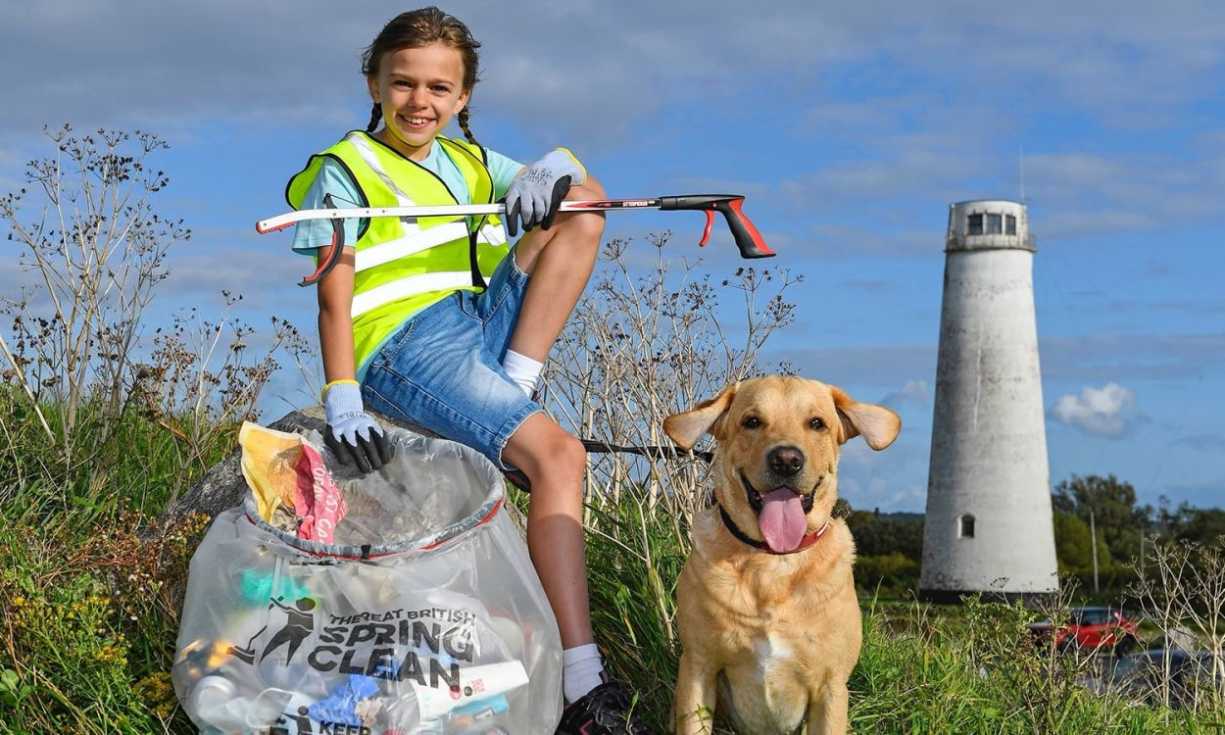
[768,445,805,477]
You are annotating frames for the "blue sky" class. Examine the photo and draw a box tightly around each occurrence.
[1,1,1222,512]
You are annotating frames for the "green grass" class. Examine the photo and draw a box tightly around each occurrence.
[0,508,208,733]
[848,599,1207,734]
[2,399,1223,733]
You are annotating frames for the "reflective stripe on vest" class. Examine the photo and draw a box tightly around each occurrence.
[354,221,508,277]
[285,131,509,372]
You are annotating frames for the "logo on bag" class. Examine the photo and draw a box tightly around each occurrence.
[270,706,373,735]
[261,597,318,665]
[225,596,319,667]
[269,705,313,735]
[220,603,482,734]
[308,607,476,690]
[229,602,477,687]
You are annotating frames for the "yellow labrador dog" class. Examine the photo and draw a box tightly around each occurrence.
[665,376,900,735]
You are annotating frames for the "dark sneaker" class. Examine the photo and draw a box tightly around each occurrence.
[556,680,653,734]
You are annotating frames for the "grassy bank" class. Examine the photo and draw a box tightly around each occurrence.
[3,129,1220,732]
[4,407,1219,733]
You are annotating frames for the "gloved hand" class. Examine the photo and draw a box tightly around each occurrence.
[504,148,586,237]
[323,380,392,473]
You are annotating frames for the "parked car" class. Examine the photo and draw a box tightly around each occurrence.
[1028,606,1139,655]
[1106,649,1224,708]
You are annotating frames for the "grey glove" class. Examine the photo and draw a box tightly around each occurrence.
[504,148,586,237]
[323,381,392,473]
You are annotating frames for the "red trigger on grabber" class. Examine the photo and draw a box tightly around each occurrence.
[699,210,716,247]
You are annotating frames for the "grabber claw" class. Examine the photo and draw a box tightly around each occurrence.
[298,194,346,287]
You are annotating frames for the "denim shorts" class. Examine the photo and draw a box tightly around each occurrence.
[361,251,542,470]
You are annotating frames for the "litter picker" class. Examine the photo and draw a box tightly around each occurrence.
[256,193,775,286]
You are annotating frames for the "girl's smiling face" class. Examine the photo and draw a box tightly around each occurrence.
[368,43,470,161]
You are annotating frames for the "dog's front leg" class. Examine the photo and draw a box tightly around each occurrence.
[674,652,718,735]
[805,682,850,735]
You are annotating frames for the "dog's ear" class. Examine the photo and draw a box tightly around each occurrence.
[664,383,738,449]
[831,385,901,450]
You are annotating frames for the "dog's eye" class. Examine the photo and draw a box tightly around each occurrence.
[742,416,762,429]
[809,417,825,430]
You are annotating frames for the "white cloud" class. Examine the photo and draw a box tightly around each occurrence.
[2,1,1222,140]
[1049,382,1138,437]
[1023,151,1225,237]
[1039,333,1225,382]
[3,1,1221,243]
[769,333,1225,392]
[880,379,931,409]
[161,249,310,303]
[838,435,931,513]
[801,223,934,260]
[780,104,1225,243]
[770,343,937,389]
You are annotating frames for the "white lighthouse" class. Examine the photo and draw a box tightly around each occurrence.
[919,200,1058,603]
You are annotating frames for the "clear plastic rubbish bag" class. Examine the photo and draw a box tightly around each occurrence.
[173,423,562,734]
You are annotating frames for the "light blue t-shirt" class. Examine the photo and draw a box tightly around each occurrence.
[292,138,523,253]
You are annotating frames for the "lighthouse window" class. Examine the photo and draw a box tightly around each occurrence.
[968,213,984,235]
[986,213,1003,234]
[1006,214,1017,235]
[959,514,976,539]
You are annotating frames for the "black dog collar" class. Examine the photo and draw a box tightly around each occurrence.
[717,503,830,555]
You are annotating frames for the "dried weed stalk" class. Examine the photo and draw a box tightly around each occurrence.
[1129,538,1225,715]
[0,125,184,463]
[544,233,800,535]
[0,125,309,502]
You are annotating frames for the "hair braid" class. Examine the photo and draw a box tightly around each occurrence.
[366,103,382,133]
[457,108,478,146]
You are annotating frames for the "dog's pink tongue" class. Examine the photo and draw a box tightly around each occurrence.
[758,488,807,553]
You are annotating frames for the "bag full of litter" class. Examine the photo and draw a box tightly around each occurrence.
[172,421,563,734]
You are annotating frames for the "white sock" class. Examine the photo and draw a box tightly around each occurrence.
[563,643,605,703]
[503,350,543,398]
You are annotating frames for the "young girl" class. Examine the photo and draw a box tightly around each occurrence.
[286,8,649,734]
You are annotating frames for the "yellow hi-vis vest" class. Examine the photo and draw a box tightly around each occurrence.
[286,131,509,374]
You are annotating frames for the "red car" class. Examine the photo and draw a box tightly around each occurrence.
[1030,606,1139,654]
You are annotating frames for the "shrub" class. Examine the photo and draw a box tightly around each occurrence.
[0,511,209,733]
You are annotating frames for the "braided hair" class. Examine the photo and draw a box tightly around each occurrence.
[361,7,482,146]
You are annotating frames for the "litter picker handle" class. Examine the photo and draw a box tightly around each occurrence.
[257,193,779,284]
[658,195,775,259]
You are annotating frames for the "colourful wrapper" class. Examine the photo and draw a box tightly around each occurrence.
[239,422,348,543]
[238,422,305,522]
[293,442,348,544]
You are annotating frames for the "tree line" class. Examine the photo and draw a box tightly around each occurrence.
[846,474,1225,597]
